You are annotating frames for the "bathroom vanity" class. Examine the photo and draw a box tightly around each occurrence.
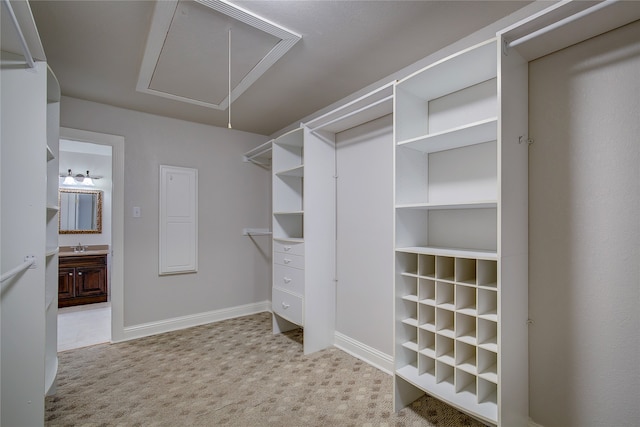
[58,246,108,308]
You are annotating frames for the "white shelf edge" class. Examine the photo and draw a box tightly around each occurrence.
[275,164,304,177]
[395,247,498,260]
[397,117,497,154]
[46,204,60,212]
[272,237,304,243]
[273,210,304,216]
[243,139,273,163]
[395,200,497,211]
[242,228,272,236]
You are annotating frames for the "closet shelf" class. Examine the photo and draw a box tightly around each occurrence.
[275,164,304,177]
[396,201,497,210]
[397,118,497,154]
[395,246,497,260]
[242,228,272,236]
[243,139,272,166]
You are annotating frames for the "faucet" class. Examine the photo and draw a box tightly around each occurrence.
[74,242,88,253]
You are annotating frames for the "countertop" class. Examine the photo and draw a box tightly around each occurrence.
[59,245,109,257]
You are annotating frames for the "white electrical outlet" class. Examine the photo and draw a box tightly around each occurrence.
[133,207,141,218]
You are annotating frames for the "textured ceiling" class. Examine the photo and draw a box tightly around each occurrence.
[30,1,533,136]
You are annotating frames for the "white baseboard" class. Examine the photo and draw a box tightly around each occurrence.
[334,331,393,375]
[529,419,545,427]
[118,300,271,342]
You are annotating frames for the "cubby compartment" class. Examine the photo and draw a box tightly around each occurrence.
[477,259,498,288]
[419,354,436,377]
[396,251,418,276]
[478,378,497,406]
[419,329,436,359]
[436,308,455,338]
[436,361,455,388]
[455,257,477,284]
[456,285,477,316]
[455,368,477,396]
[273,213,303,240]
[477,318,497,353]
[401,298,418,328]
[478,289,498,321]
[272,129,303,172]
[396,345,418,371]
[398,267,418,302]
[419,254,436,277]
[436,257,455,281]
[418,278,436,305]
[455,341,477,375]
[419,304,436,331]
[436,281,455,309]
[456,313,477,345]
[428,208,497,252]
[400,322,418,352]
[477,348,498,384]
[272,174,303,213]
[394,39,497,143]
[436,334,455,366]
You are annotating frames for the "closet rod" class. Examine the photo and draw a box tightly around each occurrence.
[1,256,35,284]
[1,0,35,68]
[508,0,619,49]
[305,81,394,131]
[308,95,393,133]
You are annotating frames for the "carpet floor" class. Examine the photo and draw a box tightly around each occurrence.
[45,312,486,426]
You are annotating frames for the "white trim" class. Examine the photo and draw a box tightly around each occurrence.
[59,127,125,342]
[136,0,301,110]
[334,332,394,375]
[529,419,545,427]
[118,301,271,342]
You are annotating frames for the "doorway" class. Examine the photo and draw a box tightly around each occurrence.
[58,127,125,347]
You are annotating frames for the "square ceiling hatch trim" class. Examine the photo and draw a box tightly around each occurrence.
[137,0,301,110]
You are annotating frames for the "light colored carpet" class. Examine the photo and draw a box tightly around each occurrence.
[45,312,486,426]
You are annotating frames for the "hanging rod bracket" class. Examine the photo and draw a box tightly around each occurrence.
[519,136,534,146]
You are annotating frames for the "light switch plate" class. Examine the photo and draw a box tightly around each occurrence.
[133,207,141,218]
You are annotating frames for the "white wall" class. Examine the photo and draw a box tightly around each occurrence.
[528,20,640,427]
[335,115,394,364]
[60,96,271,327]
[58,150,112,247]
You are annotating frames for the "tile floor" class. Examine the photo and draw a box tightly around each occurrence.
[57,302,111,352]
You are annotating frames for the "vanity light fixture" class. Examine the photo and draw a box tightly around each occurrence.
[60,169,99,186]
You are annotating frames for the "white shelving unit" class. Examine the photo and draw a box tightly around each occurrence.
[393,37,529,426]
[271,127,336,355]
[45,66,61,396]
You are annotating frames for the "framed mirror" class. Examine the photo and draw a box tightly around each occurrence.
[59,189,103,234]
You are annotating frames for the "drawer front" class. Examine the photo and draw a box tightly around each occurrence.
[273,252,304,270]
[274,264,304,295]
[273,240,304,256]
[272,287,303,326]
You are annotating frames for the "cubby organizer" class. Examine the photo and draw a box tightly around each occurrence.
[393,36,529,426]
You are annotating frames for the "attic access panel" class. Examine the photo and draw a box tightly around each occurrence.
[137,0,301,110]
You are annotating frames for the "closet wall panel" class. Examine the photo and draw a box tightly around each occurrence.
[335,115,394,359]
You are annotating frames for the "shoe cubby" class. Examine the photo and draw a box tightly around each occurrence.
[419,254,436,277]
[455,258,477,284]
[477,259,498,288]
[455,341,477,375]
[401,298,418,328]
[436,281,455,309]
[455,369,477,395]
[456,313,477,345]
[436,361,455,387]
[418,278,436,305]
[419,329,436,359]
[456,285,477,316]
[477,348,498,384]
[419,354,436,376]
[436,308,455,338]
[436,334,455,366]
[419,303,436,331]
[396,251,418,277]
[400,322,418,353]
[477,318,498,353]
[478,289,498,321]
[436,256,455,281]
[478,378,498,406]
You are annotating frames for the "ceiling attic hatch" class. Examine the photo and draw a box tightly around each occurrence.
[137,0,301,110]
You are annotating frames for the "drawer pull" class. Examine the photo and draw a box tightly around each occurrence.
[284,246,291,251]
[281,302,290,309]
[283,258,291,264]
[283,277,292,284]
[78,272,83,276]
[68,273,73,276]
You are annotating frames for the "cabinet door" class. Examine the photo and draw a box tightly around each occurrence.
[58,267,75,300]
[75,266,106,297]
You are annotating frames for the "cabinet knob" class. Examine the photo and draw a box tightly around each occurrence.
[78,272,82,275]
[68,273,73,276]
[283,277,292,283]
[284,246,291,251]
[281,302,290,309]
[284,258,291,264]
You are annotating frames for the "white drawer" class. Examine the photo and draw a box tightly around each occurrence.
[274,264,304,295]
[274,252,304,270]
[273,240,304,256]
[272,287,303,326]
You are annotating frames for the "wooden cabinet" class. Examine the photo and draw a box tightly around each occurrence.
[58,254,108,307]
